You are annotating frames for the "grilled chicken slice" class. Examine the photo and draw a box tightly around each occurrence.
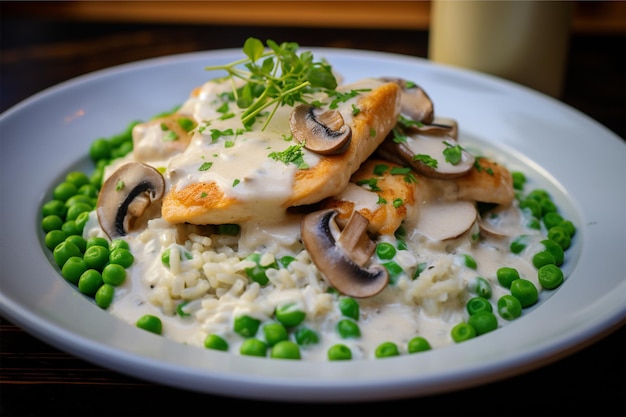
[160,79,402,225]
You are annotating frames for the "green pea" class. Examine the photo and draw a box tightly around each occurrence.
[510,235,529,254]
[61,256,88,284]
[461,254,477,269]
[243,253,276,285]
[294,327,319,346]
[66,171,90,188]
[42,215,64,233]
[275,304,306,327]
[53,181,78,202]
[526,189,551,202]
[497,295,522,320]
[540,239,564,266]
[42,200,67,219]
[77,269,103,296]
[77,183,99,198]
[511,171,526,190]
[451,322,476,343]
[382,261,404,284]
[95,283,115,309]
[45,230,66,251]
[270,340,301,360]
[520,198,541,219]
[109,239,130,251]
[542,211,564,230]
[233,315,261,338]
[90,138,111,162]
[338,297,360,320]
[467,311,498,336]
[510,278,539,308]
[109,248,134,268]
[538,264,564,290]
[262,322,288,347]
[65,194,94,208]
[472,277,492,299]
[65,235,87,253]
[559,220,576,237]
[102,263,126,286]
[547,226,571,250]
[278,255,296,268]
[61,220,83,237]
[375,342,400,358]
[86,236,110,250]
[496,267,520,289]
[526,217,541,230]
[204,334,229,351]
[136,314,162,335]
[337,319,361,339]
[83,245,110,271]
[239,338,267,357]
[539,199,557,217]
[376,242,396,260]
[407,336,431,353]
[532,251,556,269]
[466,297,493,315]
[53,240,81,267]
[327,344,352,361]
[65,202,92,221]
[74,211,91,231]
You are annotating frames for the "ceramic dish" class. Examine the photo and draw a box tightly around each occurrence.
[1,48,624,402]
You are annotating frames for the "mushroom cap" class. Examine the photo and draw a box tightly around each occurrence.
[289,104,352,155]
[380,77,434,124]
[377,133,475,180]
[301,209,389,298]
[96,162,165,239]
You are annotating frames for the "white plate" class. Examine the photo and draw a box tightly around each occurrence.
[1,48,624,402]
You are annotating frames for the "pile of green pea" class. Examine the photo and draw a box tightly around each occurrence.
[137,291,432,360]
[40,120,140,309]
[448,170,577,343]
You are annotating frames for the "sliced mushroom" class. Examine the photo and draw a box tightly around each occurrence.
[416,201,477,241]
[478,203,523,238]
[97,162,165,239]
[377,133,475,180]
[289,104,352,155]
[380,77,434,124]
[409,117,459,139]
[301,209,389,298]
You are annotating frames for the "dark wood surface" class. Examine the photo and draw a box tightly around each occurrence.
[1,15,625,417]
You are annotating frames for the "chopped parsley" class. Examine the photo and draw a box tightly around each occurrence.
[413,154,438,168]
[443,141,463,165]
[199,162,213,171]
[268,143,309,169]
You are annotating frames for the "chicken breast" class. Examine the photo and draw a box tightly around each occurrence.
[160,78,402,225]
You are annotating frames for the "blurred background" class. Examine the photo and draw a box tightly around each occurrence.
[1,1,625,139]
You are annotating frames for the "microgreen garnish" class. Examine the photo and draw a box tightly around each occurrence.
[443,141,463,165]
[177,117,196,132]
[413,154,438,168]
[351,104,361,115]
[373,164,389,176]
[327,89,370,109]
[205,37,337,130]
[268,143,309,169]
[199,162,213,171]
[356,178,381,191]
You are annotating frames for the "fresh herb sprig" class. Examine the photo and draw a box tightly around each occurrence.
[205,37,338,130]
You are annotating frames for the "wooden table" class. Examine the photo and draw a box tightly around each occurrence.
[1,16,624,417]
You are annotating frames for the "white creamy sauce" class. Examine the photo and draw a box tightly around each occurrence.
[90,75,553,361]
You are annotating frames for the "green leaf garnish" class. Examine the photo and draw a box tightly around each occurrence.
[205,37,338,130]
